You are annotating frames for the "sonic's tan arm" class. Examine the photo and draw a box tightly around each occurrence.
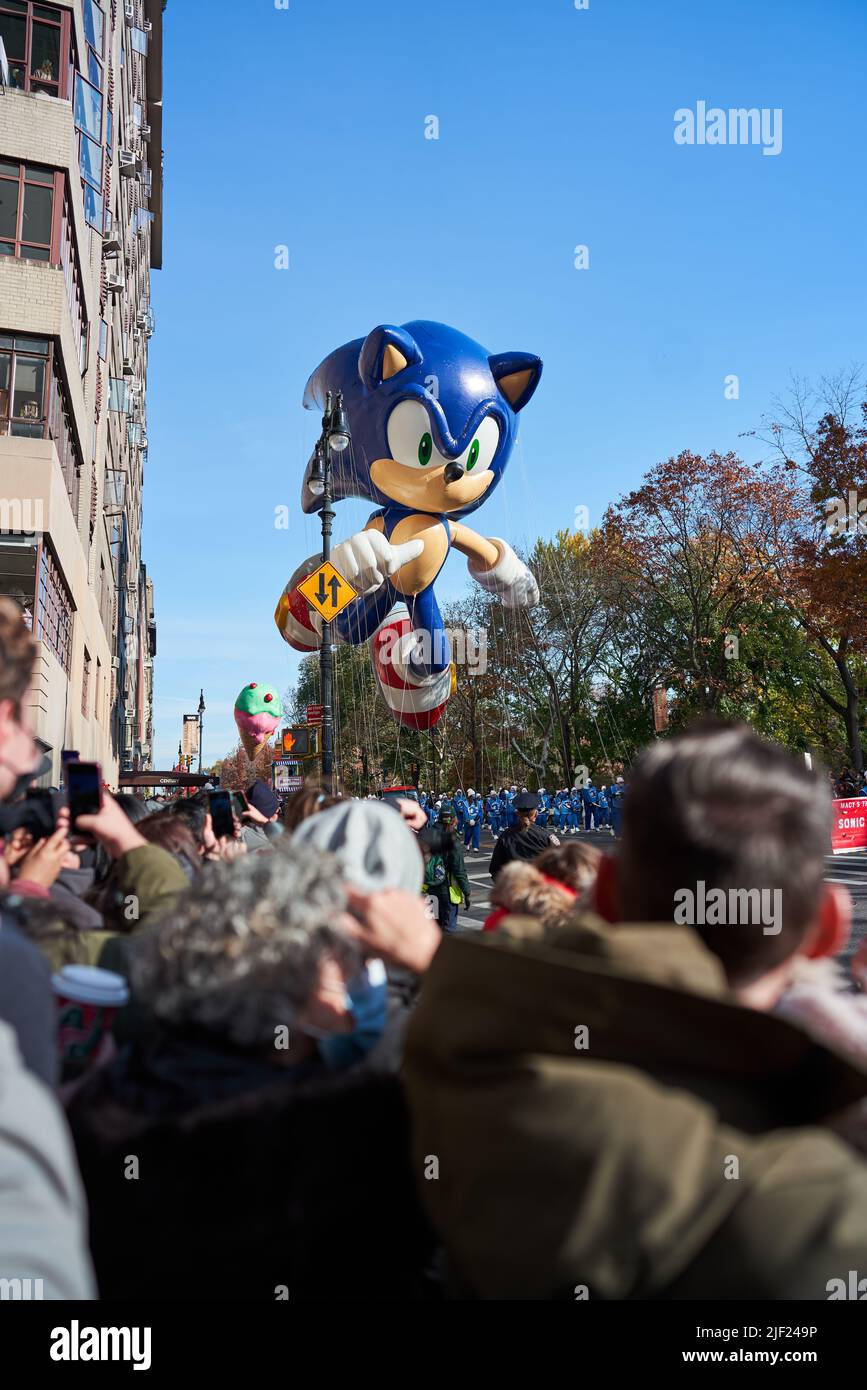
[449,522,500,569]
[450,522,540,608]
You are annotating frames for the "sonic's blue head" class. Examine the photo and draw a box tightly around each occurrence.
[301,320,542,519]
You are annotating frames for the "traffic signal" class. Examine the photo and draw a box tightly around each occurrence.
[281,726,319,759]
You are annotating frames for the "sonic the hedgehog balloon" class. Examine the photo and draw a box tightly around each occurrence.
[275,321,541,728]
[234,681,283,759]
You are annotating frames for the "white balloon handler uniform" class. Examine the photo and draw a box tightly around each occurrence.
[274,530,538,731]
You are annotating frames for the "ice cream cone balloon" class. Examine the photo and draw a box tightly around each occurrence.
[234,682,283,759]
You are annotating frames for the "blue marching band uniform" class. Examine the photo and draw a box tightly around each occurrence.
[416,778,627,842]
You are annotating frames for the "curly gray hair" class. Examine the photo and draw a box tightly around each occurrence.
[132,843,360,1048]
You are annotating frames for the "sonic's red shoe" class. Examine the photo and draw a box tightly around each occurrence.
[372,608,451,730]
[274,557,323,653]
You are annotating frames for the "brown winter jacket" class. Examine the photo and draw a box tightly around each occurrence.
[403,914,867,1299]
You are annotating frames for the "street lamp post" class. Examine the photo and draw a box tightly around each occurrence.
[197,689,205,774]
[307,390,350,796]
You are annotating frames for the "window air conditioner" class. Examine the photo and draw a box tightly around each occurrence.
[106,273,124,294]
[102,235,121,255]
[141,123,151,141]
[122,357,135,376]
[111,656,120,670]
[118,149,139,177]
[124,2,135,22]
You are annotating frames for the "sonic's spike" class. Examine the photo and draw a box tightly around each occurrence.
[358,324,423,391]
[488,351,543,411]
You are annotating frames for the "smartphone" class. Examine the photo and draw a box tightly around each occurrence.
[208,789,235,840]
[231,791,249,818]
[65,761,103,823]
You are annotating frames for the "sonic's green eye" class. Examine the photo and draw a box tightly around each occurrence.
[418,432,433,466]
[467,438,480,471]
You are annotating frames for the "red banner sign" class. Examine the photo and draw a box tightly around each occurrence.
[831,798,867,853]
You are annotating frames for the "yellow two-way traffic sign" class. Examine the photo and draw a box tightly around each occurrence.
[298,560,357,623]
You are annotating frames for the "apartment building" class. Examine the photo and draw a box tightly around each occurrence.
[0,0,163,783]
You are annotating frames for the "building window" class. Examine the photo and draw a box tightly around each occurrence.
[46,351,81,511]
[0,161,55,261]
[0,537,74,678]
[97,555,112,639]
[0,164,88,368]
[81,644,91,717]
[73,72,102,143]
[83,0,103,59]
[79,134,102,192]
[82,182,103,234]
[35,540,73,674]
[0,535,36,626]
[0,332,48,437]
[108,376,131,412]
[0,333,82,510]
[57,182,88,370]
[0,1,73,98]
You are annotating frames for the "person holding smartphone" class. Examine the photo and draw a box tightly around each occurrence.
[239,779,283,852]
[0,598,96,1298]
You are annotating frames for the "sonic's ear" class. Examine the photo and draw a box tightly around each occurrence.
[489,351,542,412]
[358,325,422,391]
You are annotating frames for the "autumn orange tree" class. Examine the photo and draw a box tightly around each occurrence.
[211,740,276,790]
[603,450,802,724]
[483,530,627,784]
[759,372,867,773]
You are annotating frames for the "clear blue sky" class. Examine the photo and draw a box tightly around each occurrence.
[145,0,867,767]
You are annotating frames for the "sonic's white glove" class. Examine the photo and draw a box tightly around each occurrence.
[330,530,424,595]
[468,538,539,608]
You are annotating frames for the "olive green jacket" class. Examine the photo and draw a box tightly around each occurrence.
[26,846,189,975]
[403,915,867,1300]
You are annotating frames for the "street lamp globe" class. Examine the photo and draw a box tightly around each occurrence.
[308,441,326,496]
[328,392,351,454]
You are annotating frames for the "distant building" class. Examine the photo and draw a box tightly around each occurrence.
[0,0,164,781]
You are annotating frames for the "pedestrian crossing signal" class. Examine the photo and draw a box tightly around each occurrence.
[281,726,318,759]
